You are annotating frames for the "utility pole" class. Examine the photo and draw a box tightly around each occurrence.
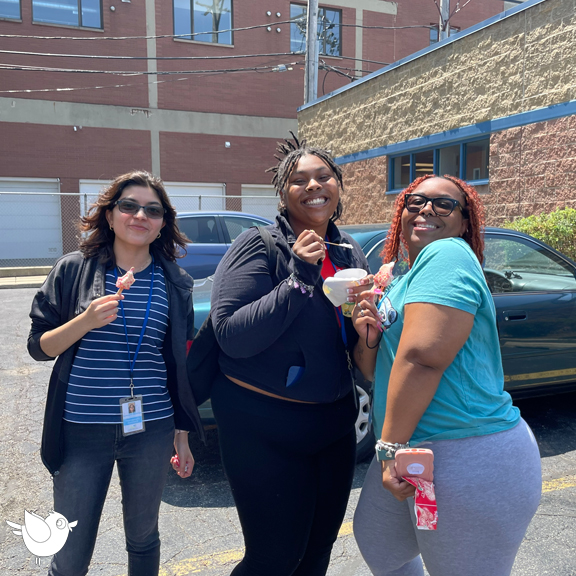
[304,0,319,104]
[439,0,450,41]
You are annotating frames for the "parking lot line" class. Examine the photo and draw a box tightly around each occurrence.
[542,475,576,493]
[112,476,575,576]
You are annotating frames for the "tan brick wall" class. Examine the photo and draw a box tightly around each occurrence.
[488,116,576,225]
[337,115,576,227]
[298,0,576,158]
[339,156,392,225]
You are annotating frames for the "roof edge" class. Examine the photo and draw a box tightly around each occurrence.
[298,0,547,113]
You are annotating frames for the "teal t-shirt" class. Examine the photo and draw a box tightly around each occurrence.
[373,237,520,444]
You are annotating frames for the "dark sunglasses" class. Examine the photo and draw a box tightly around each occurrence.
[114,199,165,219]
[404,193,466,217]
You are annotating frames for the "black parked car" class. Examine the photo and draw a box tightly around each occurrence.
[190,224,576,460]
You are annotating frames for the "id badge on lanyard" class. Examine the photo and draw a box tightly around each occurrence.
[120,395,145,436]
[115,261,155,436]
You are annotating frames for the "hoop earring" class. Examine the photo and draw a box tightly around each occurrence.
[157,232,161,239]
[109,225,113,231]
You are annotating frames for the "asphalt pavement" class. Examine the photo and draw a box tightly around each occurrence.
[1,287,576,575]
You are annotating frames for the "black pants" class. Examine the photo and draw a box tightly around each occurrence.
[211,373,357,576]
[50,418,174,576]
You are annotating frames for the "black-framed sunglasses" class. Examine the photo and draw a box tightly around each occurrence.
[404,193,466,217]
[114,199,165,219]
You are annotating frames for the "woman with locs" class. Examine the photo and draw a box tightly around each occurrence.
[28,171,202,576]
[209,135,373,576]
[351,174,541,576]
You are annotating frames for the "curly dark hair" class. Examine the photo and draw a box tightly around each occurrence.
[381,174,486,265]
[79,171,188,265]
[266,131,344,222]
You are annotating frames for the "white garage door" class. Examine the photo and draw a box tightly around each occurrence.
[79,180,109,217]
[241,185,278,220]
[80,180,226,214]
[165,182,225,213]
[0,179,62,262]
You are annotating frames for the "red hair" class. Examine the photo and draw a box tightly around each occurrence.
[381,174,486,266]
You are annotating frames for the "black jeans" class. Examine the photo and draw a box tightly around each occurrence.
[49,417,174,576]
[212,373,357,576]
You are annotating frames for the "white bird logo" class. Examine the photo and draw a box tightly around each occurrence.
[6,510,78,566]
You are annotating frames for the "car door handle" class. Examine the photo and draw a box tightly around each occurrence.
[503,310,527,321]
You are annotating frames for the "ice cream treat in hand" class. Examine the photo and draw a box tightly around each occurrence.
[116,267,135,295]
[373,263,394,294]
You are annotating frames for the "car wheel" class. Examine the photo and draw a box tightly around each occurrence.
[355,382,375,462]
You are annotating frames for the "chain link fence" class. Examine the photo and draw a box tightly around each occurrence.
[0,192,279,269]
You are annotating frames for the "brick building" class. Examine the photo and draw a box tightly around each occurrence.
[298,0,575,229]
[0,0,512,265]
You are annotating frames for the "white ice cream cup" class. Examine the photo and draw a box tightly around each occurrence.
[322,268,368,307]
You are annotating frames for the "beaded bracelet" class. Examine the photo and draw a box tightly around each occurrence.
[287,273,314,297]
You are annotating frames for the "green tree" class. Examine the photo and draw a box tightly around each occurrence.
[504,207,576,261]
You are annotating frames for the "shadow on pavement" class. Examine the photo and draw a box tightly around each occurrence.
[162,427,373,508]
[515,390,576,458]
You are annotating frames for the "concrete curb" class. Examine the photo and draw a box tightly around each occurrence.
[0,266,52,278]
[0,276,46,289]
[0,266,50,288]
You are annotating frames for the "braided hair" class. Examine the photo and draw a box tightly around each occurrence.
[381,174,486,265]
[266,131,344,222]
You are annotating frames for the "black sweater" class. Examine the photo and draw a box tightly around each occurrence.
[211,215,370,403]
[28,251,204,475]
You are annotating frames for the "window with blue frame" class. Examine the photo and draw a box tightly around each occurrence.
[32,0,101,28]
[174,0,233,44]
[390,138,489,191]
[290,3,341,57]
[0,0,20,20]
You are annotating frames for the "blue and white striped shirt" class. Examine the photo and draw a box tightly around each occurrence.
[64,262,174,424]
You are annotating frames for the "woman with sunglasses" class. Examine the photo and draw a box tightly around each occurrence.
[28,171,203,576]
[351,175,541,576]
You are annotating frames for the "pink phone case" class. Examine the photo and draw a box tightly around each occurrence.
[395,448,434,482]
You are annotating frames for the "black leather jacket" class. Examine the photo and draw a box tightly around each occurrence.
[28,251,204,475]
[211,216,370,403]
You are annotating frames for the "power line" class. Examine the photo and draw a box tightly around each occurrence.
[0,48,390,67]
[0,19,436,42]
[0,63,297,76]
[340,23,434,31]
[0,60,304,93]
[0,20,296,41]
[0,50,299,61]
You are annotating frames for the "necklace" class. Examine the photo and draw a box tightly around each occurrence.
[117,255,152,275]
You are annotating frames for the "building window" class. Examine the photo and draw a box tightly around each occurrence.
[465,139,489,181]
[174,0,233,44]
[32,0,101,28]
[290,4,341,57]
[429,24,459,44]
[0,0,20,20]
[389,138,490,191]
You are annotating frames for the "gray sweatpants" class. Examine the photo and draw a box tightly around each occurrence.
[353,419,541,576]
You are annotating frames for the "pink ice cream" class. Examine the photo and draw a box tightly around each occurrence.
[373,262,395,293]
[116,267,135,295]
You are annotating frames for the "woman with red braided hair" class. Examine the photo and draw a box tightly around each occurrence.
[351,175,541,576]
